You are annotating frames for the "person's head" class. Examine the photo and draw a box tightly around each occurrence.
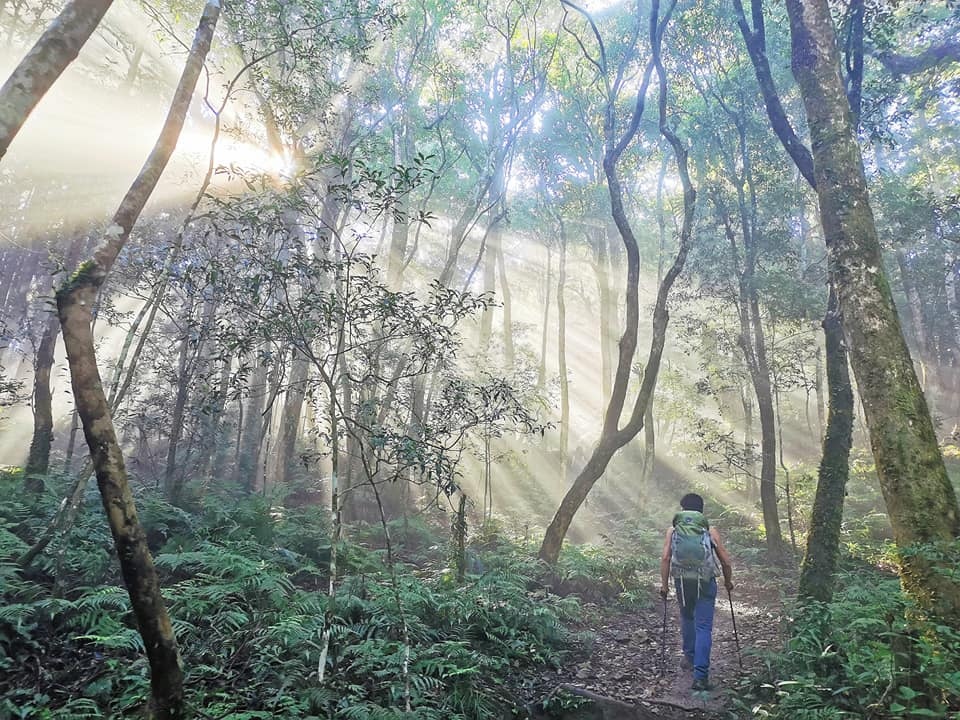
[680,493,704,513]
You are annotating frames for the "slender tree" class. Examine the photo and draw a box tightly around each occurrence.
[54,2,221,716]
[797,288,852,603]
[23,313,60,491]
[539,0,694,563]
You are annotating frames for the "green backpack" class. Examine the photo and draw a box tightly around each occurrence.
[670,510,720,581]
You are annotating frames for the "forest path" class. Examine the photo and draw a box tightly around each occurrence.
[519,561,788,718]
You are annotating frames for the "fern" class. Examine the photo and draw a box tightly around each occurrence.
[50,698,104,719]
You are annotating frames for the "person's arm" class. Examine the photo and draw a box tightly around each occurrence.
[659,528,673,598]
[710,527,734,590]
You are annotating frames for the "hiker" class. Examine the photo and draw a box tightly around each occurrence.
[659,492,734,691]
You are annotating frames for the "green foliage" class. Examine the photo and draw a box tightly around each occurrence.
[736,568,960,719]
[0,485,579,719]
[552,544,650,606]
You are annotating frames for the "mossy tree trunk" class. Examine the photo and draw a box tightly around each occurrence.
[786,0,960,622]
[54,2,220,716]
[798,287,853,604]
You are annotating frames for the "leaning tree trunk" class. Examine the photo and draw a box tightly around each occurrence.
[53,3,220,716]
[540,0,691,563]
[798,286,853,604]
[0,0,114,161]
[786,0,960,622]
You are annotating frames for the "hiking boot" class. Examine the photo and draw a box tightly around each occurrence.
[691,677,713,692]
[680,656,694,671]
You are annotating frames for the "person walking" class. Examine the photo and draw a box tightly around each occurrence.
[659,492,734,691]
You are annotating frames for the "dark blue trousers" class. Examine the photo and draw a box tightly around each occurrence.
[675,576,717,681]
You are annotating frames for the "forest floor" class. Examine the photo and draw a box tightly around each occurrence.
[515,560,789,719]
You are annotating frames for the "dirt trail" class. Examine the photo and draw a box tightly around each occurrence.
[519,563,787,718]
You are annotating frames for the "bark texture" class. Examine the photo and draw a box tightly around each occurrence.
[53,2,220,715]
[786,0,960,621]
[0,0,114,160]
[797,288,853,604]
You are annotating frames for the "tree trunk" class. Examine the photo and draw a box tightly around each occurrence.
[814,339,825,440]
[538,244,552,389]
[271,352,309,488]
[52,7,218,715]
[595,225,614,410]
[496,234,515,370]
[923,240,959,402]
[163,303,195,503]
[0,0,114,161]
[895,248,932,388]
[787,0,960,621]
[63,408,80,473]
[236,359,268,492]
[539,1,691,562]
[558,221,570,483]
[479,223,497,350]
[255,359,284,494]
[23,312,60,491]
[206,359,233,484]
[386,116,410,286]
[749,303,785,560]
[643,157,669,484]
[798,286,853,604]
[741,383,757,501]
[25,234,88,490]
[715,186,785,559]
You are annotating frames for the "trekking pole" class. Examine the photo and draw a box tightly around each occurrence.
[726,586,743,672]
[659,593,668,677]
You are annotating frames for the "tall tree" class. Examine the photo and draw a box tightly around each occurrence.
[54,2,221,715]
[785,0,960,621]
[539,0,694,563]
[797,287,852,603]
[733,0,855,590]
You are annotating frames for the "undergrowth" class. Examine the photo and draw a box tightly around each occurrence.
[733,566,960,720]
[0,471,645,719]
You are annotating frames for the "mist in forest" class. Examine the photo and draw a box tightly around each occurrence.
[2,0,958,547]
